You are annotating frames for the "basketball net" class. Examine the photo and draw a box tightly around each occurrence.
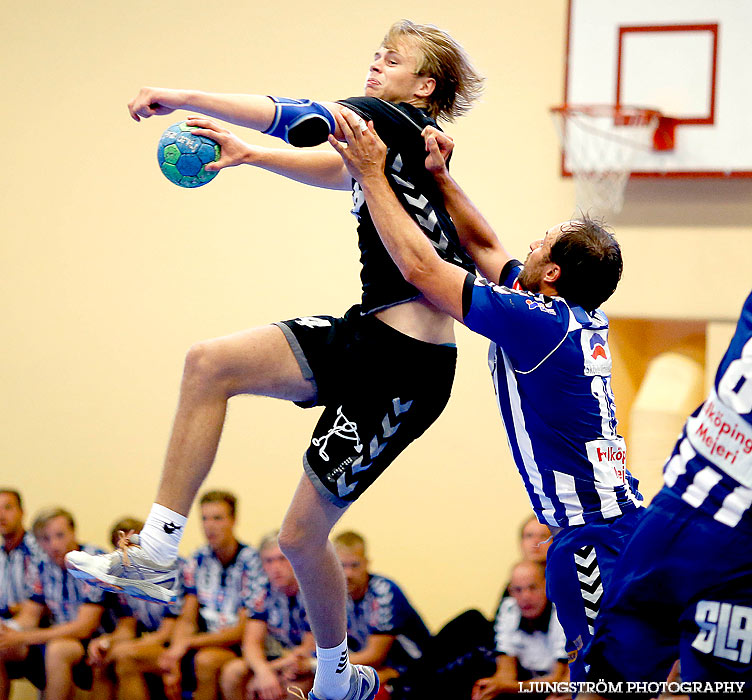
[551,105,661,219]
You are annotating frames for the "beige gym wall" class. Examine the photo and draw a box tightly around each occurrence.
[3,0,751,661]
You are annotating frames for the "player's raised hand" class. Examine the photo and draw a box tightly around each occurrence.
[184,117,254,171]
[128,87,185,122]
[328,108,387,185]
[421,125,453,175]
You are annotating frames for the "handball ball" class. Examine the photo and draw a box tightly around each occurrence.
[157,121,220,188]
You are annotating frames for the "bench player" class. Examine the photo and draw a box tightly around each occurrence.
[65,20,483,700]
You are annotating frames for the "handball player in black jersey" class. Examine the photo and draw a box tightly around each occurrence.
[65,20,483,700]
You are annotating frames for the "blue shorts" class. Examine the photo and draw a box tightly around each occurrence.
[587,488,752,697]
[545,508,643,682]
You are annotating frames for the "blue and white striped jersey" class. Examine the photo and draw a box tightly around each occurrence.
[30,544,107,623]
[245,582,310,650]
[664,290,752,531]
[346,574,431,674]
[0,531,40,617]
[182,543,266,633]
[463,265,643,528]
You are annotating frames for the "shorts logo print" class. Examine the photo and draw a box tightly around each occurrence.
[312,406,362,462]
[335,398,413,499]
[574,545,603,636]
[693,600,752,663]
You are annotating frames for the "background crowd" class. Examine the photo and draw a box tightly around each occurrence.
[0,488,567,700]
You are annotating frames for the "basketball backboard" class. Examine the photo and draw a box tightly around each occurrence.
[562,0,752,177]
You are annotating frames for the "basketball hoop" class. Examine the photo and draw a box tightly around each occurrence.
[550,105,662,218]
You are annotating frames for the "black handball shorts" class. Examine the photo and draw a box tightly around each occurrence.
[274,305,456,507]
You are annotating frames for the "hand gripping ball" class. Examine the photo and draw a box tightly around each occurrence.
[157,121,220,188]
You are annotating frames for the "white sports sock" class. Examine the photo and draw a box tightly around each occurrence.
[313,638,351,700]
[138,503,186,563]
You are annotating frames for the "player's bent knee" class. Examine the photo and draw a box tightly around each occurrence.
[183,340,218,379]
[194,648,229,679]
[278,519,323,561]
[182,340,240,397]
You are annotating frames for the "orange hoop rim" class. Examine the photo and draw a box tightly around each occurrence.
[550,103,662,123]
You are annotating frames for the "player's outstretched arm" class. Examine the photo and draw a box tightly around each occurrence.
[185,117,350,190]
[329,110,466,322]
[421,127,512,284]
[128,87,277,129]
[129,87,349,145]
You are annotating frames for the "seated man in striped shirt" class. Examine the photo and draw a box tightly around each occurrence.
[157,491,265,700]
[334,530,430,692]
[220,531,315,699]
[0,507,109,700]
[86,518,182,700]
[0,489,40,621]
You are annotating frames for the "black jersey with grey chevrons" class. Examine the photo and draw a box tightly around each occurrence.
[336,97,475,314]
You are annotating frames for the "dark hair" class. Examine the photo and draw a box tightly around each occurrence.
[0,489,22,509]
[199,490,237,518]
[548,215,622,311]
[109,517,144,548]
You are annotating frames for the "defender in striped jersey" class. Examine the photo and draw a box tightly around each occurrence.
[330,111,644,682]
[583,290,752,697]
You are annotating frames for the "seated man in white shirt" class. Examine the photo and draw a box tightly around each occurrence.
[473,561,569,700]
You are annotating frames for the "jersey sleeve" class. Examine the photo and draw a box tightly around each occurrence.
[336,97,426,149]
[29,559,45,606]
[181,555,198,597]
[365,578,403,635]
[462,273,571,372]
[163,558,186,618]
[246,587,270,623]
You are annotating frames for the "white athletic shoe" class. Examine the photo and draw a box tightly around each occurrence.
[65,534,178,605]
[292,665,379,700]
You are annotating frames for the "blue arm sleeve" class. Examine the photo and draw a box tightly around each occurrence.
[262,97,336,147]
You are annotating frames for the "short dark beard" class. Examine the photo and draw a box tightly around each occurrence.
[517,267,540,293]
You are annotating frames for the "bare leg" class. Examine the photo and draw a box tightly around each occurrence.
[0,646,29,700]
[113,643,165,700]
[278,474,350,649]
[155,325,315,515]
[218,658,250,700]
[90,662,116,700]
[192,648,238,700]
[44,638,85,700]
